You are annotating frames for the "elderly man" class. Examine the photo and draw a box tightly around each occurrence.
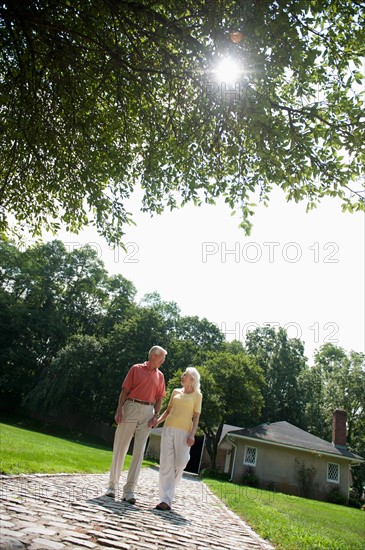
[106,345,167,503]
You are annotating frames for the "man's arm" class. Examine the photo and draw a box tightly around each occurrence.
[148,396,163,428]
[155,401,172,426]
[114,387,128,424]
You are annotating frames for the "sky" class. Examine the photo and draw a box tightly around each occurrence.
[46,187,365,364]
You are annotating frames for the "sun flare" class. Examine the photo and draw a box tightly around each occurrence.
[214,58,241,83]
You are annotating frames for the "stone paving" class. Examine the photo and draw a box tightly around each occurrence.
[0,468,274,550]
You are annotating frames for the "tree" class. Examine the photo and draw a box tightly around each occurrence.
[175,315,225,349]
[301,343,365,498]
[0,239,36,407]
[305,343,365,442]
[139,292,181,336]
[138,292,226,381]
[1,1,364,242]
[0,237,133,408]
[245,325,307,426]
[0,238,73,406]
[0,237,231,416]
[102,274,137,333]
[303,343,365,468]
[25,334,106,419]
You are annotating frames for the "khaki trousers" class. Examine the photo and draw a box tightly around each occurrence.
[159,426,191,507]
[108,400,153,498]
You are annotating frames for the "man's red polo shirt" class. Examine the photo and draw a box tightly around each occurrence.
[122,362,166,403]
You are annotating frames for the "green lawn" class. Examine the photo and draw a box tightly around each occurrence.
[204,479,365,550]
[0,419,155,474]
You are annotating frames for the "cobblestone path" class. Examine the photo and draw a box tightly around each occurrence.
[0,468,274,549]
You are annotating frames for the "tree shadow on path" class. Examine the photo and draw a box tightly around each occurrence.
[87,495,191,526]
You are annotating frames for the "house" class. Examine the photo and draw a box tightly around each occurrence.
[220,409,364,502]
[207,423,243,472]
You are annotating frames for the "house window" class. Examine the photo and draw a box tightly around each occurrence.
[244,446,257,466]
[327,462,340,483]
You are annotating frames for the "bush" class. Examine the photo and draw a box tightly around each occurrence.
[348,487,362,509]
[325,486,347,506]
[241,466,259,487]
[348,495,362,508]
[265,481,278,492]
[295,459,317,498]
[200,468,231,481]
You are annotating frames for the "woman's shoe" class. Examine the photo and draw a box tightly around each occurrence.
[155,502,171,511]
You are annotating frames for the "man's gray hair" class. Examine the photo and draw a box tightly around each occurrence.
[148,345,167,358]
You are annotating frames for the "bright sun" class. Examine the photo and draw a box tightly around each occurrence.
[214,58,241,84]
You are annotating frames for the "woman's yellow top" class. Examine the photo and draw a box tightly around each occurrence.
[164,388,202,433]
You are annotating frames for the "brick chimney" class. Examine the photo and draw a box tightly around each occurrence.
[332,409,347,448]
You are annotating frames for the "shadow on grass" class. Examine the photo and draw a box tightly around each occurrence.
[1,415,161,472]
[0,413,113,451]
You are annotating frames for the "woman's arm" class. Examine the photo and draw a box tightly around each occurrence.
[187,412,200,447]
[156,389,176,425]
[156,403,172,425]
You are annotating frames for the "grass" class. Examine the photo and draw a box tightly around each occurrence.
[0,417,156,475]
[204,478,365,550]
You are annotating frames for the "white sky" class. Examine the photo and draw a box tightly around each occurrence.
[46,188,365,364]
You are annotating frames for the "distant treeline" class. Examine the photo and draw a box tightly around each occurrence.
[1,238,364,491]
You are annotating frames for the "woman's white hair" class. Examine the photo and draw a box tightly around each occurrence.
[186,367,201,392]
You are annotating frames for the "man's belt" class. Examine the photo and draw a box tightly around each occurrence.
[126,398,154,406]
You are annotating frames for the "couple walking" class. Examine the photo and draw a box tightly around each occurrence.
[106,345,202,511]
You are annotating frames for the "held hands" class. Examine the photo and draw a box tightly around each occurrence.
[148,413,159,428]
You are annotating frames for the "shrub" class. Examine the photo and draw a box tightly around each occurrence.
[326,486,347,506]
[200,468,230,481]
[295,459,317,498]
[348,487,362,509]
[265,481,277,492]
[348,495,362,508]
[241,466,259,487]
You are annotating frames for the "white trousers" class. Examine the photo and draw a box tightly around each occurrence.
[108,401,153,498]
[159,426,191,507]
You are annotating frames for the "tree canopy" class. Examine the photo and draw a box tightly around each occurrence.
[0,237,226,415]
[300,343,365,496]
[245,325,307,426]
[1,0,364,242]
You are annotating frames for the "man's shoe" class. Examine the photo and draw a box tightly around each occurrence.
[122,496,136,505]
[105,487,115,497]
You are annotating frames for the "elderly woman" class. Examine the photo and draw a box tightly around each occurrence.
[155,367,202,511]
